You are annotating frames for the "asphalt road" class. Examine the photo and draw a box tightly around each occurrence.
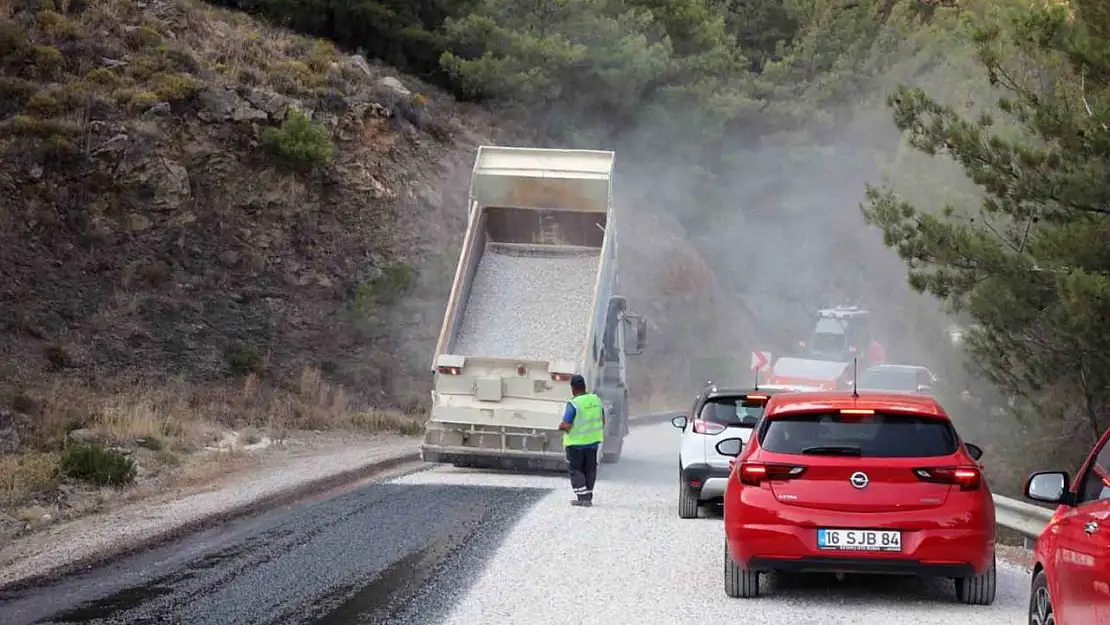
[0,477,547,625]
[2,421,1031,625]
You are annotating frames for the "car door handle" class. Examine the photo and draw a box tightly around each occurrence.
[1086,521,1099,535]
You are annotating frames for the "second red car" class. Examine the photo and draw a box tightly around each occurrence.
[717,390,996,604]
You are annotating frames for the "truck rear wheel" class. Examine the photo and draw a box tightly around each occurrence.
[601,391,625,464]
[601,439,622,463]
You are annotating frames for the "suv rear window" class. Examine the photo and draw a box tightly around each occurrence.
[758,412,958,457]
[699,397,766,427]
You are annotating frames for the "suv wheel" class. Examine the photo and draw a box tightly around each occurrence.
[724,539,759,598]
[1028,569,1054,624]
[955,555,996,605]
[678,477,699,519]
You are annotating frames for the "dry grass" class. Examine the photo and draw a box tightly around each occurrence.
[0,366,426,510]
[0,452,61,508]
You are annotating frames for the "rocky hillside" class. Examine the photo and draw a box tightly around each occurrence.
[0,0,508,449]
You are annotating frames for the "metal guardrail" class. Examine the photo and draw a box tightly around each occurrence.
[993,494,1054,545]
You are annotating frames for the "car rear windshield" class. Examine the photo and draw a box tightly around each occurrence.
[758,411,958,457]
[699,397,765,427]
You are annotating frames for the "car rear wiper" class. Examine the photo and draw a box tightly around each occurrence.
[801,444,863,456]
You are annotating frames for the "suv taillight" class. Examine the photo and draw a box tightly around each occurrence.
[692,419,726,435]
[913,466,981,491]
[738,462,807,486]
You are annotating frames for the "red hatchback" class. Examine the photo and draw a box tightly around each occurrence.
[716,391,996,604]
[1023,425,1110,624]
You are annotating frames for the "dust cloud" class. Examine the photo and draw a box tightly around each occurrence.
[607,94,981,410]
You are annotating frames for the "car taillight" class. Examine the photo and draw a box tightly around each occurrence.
[691,419,726,435]
[551,373,571,382]
[738,462,807,486]
[437,366,460,375]
[914,466,981,491]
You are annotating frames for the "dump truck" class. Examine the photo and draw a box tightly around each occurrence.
[756,305,885,389]
[420,146,648,472]
[799,306,881,365]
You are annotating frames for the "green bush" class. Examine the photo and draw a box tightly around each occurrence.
[261,108,333,170]
[203,0,468,87]
[225,341,265,376]
[61,444,137,487]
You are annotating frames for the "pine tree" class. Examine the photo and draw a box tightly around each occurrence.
[861,0,1110,440]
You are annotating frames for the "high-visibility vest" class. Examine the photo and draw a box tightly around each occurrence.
[564,393,604,447]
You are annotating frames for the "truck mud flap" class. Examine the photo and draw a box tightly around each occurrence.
[421,444,567,473]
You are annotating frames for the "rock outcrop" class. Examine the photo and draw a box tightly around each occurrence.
[0,0,499,412]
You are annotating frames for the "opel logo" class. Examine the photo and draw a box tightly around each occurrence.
[850,471,869,489]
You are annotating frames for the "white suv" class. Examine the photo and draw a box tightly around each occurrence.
[671,384,814,518]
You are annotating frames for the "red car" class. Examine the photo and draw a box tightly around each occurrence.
[716,390,996,603]
[1023,426,1110,624]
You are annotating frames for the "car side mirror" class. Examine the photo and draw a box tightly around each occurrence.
[715,438,744,457]
[671,415,687,430]
[965,443,983,461]
[1025,471,1070,505]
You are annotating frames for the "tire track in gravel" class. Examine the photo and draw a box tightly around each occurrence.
[0,479,548,625]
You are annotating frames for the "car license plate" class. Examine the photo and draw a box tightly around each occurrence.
[817,528,901,552]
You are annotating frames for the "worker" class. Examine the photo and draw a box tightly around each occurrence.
[558,374,605,507]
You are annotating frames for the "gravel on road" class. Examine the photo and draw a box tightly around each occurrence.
[453,246,600,362]
[395,423,1031,625]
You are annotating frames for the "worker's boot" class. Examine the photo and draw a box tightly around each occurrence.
[570,498,592,507]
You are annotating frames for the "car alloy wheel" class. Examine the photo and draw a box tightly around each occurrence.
[1030,585,1054,625]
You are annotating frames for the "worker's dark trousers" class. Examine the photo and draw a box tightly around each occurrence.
[566,445,598,501]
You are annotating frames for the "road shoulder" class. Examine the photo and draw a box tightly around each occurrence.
[996,543,1034,573]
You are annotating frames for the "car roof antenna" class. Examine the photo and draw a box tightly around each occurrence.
[753,368,760,391]
[851,356,859,398]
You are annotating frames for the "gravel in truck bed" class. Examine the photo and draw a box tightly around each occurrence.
[453,247,600,362]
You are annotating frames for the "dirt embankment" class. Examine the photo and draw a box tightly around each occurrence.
[0,0,513,535]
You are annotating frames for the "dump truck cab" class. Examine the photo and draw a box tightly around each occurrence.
[801,306,872,363]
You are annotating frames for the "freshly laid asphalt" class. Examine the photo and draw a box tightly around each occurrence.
[0,478,547,625]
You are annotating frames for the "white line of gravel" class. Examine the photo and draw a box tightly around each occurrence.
[0,437,418,587]
[453,246,600,362]
[392,423,1028,625]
